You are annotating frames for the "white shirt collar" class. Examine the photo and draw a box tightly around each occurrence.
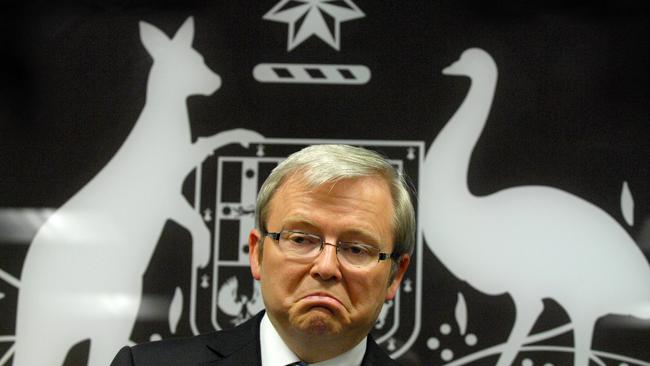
[260,313,367,366]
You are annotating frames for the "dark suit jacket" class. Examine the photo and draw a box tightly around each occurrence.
[110,312,400,365]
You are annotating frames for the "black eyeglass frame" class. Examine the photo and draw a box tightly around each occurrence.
[262,229,401,263]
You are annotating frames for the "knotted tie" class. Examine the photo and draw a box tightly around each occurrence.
[286,362,308,366]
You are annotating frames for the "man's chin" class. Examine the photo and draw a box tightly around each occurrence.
[293,308,343,336]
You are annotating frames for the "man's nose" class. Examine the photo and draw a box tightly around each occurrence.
[309,243,342,281]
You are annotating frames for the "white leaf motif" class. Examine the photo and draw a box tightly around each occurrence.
[169,287,183,335]
[621,181,635,226]
[455,292,468,336]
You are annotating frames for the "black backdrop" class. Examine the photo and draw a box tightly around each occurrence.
[1,1,648,365]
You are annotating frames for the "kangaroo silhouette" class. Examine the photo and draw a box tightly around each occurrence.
[14,17,263,366]
[421,48,650,366]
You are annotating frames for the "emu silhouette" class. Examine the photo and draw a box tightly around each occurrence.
[421,48,650,366]
[14,17,262,366]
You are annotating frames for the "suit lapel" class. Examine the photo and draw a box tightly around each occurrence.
[201,311,264,366]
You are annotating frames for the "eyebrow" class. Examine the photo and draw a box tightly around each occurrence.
[281,217,382,246]
[280,217,319,231]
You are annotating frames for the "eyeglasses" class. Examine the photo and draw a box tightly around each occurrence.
[262,229,400,268]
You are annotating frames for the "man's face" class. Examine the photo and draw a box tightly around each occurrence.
[248,175,410,346]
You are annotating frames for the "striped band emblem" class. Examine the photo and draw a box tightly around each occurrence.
[253,63,371,84]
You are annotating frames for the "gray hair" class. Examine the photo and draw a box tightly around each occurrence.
[255,144,416,276]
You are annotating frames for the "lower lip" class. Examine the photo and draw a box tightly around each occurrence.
[302,295,343,310]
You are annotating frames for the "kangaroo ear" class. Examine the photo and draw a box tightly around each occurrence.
[173,16,194,47]
[139,21,171,57]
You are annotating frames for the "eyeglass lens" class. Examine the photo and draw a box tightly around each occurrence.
[278,230,380,267]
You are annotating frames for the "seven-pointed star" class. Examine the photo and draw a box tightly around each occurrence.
[263,0,365,51]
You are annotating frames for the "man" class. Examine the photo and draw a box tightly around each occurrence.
[111,144,415,365]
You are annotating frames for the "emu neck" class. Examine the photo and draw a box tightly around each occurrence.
[426,72,497,202]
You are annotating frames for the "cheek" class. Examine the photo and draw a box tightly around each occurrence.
[260,270,292,315]
[261,261,305,303]
[347,272,389,312]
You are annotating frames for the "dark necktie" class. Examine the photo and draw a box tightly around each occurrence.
[286,362,308,366]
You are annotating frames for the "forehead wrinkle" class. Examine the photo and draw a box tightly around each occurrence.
[281,208,384,246]
[269,175,394,245]
[280,216,319,231]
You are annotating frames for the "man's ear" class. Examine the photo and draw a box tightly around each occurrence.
[249,229,262,280]
[385,254,410,301]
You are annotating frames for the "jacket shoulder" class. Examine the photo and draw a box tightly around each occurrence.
[112,312,264,366]
[128,332,221,365]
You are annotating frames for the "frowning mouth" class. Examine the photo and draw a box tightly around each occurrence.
[301,292,344,312]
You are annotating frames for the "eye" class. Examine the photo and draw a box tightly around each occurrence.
[284,232,320,246]
[341,243,373,256]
